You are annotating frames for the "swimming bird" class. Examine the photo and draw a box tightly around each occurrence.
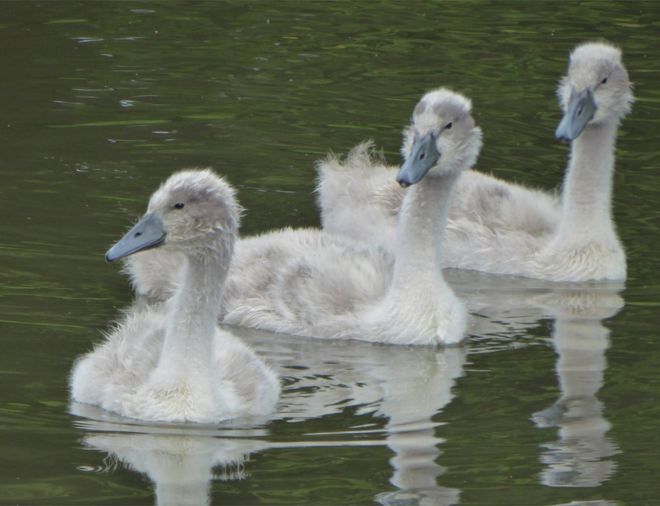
[317,41,633,282]
[70,169,280,423]
[218,88,481,345]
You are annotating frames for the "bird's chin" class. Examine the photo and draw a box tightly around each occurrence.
[431,165,456,178]
[583,114,611,129]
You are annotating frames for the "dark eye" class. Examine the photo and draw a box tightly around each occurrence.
[601,77,608,85]
[444,122,453,130]
[173,202,185,210]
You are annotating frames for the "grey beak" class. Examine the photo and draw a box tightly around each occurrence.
[396,133,441,188]
[105,213,166,263]
[555,88,597,142]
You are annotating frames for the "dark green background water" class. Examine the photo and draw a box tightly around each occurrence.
[1,2,659,505]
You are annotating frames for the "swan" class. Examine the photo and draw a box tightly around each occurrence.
[70,169,280,423]
[317,41,633,282]
[217,88,481,345]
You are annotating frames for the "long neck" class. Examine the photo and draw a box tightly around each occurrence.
[157,239,232,375]
[391,173,459,291]
[555,122,619,245]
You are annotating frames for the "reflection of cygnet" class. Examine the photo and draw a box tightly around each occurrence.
[375,347,465,506]
[531,286,623,488]
[82,433,267,506]
[70,170,280,423]
[231,330,467,505]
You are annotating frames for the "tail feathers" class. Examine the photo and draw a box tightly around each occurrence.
[315,141,399,227]
[315,140,384,177]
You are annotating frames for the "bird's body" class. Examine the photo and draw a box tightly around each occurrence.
[71,302,278,422]
[220,190,465,346]
[317,144,561,257]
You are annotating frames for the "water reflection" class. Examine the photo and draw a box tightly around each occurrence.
[552,501,617,506]
[72,403,273,505]
[73,331,466,505]
[71,275,624,504]
[448,270,622,490]
[373,346,464,506]
[80,431,266,506]
[531,286,622,488]
[251,331,467,505]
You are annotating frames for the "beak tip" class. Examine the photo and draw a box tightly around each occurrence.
[555,127,575,144]
[554,123,573,143]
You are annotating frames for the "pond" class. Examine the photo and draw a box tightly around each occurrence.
[1,1,659,505]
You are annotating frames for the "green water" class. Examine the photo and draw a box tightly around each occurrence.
[1,1,659,505]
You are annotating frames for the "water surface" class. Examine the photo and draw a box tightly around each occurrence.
[1,2,659,505]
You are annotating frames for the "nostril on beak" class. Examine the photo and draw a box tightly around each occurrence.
[135,232,142,237]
